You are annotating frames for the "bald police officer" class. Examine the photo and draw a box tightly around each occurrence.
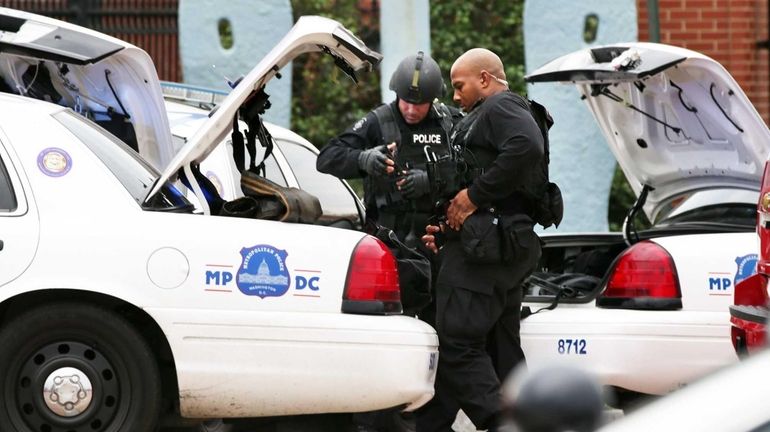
[419,48,546,432]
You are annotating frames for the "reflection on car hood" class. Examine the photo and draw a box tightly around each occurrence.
[525,42,770,221]
[147,15,382,201]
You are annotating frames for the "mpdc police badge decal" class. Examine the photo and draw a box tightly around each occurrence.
[237,245,290,298]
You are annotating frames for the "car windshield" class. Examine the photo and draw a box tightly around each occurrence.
[53,111,193,212]
[655,189,757,228]
[657,203,757,228]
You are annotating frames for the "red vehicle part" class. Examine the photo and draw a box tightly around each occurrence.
[598,240,682,310]
[730,160,770,357]
[342,235,402,315]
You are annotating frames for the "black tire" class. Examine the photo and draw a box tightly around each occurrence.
[0,302,161,432]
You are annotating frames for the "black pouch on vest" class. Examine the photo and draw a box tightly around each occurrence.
[533,181,564,229]
[461,210,512,264]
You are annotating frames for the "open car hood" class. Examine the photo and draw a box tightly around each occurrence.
[0,7,172,169]
[525,42,770,221]
[147,15,382,200]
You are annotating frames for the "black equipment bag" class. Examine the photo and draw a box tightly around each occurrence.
[240,170,322,224]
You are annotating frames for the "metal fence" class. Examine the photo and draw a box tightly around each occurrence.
[0,0,181,82]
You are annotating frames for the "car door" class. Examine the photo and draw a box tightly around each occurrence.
[0,138,39,288]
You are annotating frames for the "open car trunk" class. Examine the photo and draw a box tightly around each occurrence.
[525,214,756,306]
[0,8,381,227]
[0,7,173,169]
[521,42,765,306]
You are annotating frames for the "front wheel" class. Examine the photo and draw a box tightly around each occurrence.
[0,302,161,432]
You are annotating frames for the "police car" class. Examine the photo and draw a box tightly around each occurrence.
[162,85,365,230]
[519,43,766,408]
[0,8,437,432]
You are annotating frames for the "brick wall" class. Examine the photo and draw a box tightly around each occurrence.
[638,0,770,124]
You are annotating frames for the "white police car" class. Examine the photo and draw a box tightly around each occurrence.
[161,85,365,230]
[519,43,767,408]
[0,7,437,432]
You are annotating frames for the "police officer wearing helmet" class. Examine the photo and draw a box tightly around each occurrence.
[317,51,461,248]
[318,50,460,432]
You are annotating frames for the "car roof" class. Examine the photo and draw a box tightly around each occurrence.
[162,98,318,153]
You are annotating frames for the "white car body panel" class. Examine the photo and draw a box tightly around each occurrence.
[0,118,38,288]
[0,9,435,421]
[598,349,770,432]
[156,308,437,417]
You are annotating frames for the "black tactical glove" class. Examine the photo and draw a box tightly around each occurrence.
[400,169,430,199]
[358,145,392,176]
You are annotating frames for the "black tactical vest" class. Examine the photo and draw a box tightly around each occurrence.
[370,103,452,214]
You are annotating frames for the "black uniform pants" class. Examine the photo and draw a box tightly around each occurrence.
[416,225,541,432]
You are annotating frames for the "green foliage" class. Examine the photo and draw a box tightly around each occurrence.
[289,0,527,148]
[608,164,651,232]
[290,0,381,149]
[430,1,527,101]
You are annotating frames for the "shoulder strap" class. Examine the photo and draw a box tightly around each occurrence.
[233,112,274,177]
[373,103,401,145]
[433,101,454,139]
[231,115,245,173]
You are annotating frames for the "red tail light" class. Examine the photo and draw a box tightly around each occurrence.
[598,241,682,310]
[341,235,402,315]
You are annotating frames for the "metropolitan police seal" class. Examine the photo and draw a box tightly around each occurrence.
[237,244,290,298]
[734,253,758,286]
[37,147,72,177]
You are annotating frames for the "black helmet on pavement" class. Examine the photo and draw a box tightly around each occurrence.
[389,51,445,104]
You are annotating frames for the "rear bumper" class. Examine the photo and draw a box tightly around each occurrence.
[148,308,438,418]
[520,306,738,395]
[730,273,769,357]
[729,305,768,356]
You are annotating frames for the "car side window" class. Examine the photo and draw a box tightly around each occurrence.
[275,140,360,225]
[262,152,287,187]
[0,155,17,212]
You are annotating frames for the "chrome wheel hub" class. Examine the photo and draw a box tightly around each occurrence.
[42,367,93,417]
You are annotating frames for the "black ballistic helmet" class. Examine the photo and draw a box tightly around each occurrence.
[389,51,445,104]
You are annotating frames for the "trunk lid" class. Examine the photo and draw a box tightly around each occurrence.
[146,15,382,200]
[525,42,770,221]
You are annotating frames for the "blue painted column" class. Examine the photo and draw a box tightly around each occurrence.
[179,0,293,127]
[379,0,431,103]
[524,1,637,232]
